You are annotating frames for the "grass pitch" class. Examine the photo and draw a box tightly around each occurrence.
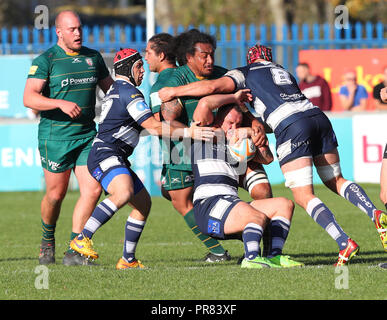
[0,184,386,302]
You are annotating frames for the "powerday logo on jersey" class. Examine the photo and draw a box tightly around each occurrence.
[61,76,98,88]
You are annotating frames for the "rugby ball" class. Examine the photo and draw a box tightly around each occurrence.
[227,138,256,162]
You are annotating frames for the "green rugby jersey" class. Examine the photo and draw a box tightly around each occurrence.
[27,44,110,140]
[152,64,227,171]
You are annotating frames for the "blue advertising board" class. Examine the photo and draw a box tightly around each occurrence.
[0,55,35,118]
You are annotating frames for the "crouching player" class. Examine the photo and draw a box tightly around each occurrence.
[70,48,214,269]
[191,97,303,268]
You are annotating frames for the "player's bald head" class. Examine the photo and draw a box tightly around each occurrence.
[55,10,82,53]
[55,10,81,29]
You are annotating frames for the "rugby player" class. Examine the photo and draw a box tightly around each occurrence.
[191,98,303,268]
[70,48,214,269]
[159,44,387,265]
[23,10,114,266]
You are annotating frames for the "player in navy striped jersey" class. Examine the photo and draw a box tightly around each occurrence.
[190,96,303,268]
[70,48,214,269]
[159,44,387,265]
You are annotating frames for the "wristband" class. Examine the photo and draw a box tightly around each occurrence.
[183,127,191,138]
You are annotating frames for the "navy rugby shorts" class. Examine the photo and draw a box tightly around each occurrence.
[275,113,338,166]
[87,142,144,194]
[193,195,242,240]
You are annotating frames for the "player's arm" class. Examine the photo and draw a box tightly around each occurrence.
[158,76,236,102]
[193,89,252,125]
[23,78,81,119]
[98,75,114,94]
[252,143,274,165]
[160,98,186,128]
[140,115,214,141]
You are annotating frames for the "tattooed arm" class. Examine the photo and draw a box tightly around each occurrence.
[252,141,273,165]
[160,98,187,128]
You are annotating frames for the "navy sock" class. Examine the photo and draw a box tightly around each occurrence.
[340,181,377,221]
[123,216,145,262]
[242,223,263,260]
[306,198,349,250]
[80,199,118,239]
[268,217,290,258]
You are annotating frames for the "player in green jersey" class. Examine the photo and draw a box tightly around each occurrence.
[23,10,113,266]
[146,32,233,261]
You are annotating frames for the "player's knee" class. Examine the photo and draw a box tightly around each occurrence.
[81,184,102,200]
[245,209,267,228]
[250,183,272,200]
[112,189,134,208]
[278,197,295,219]
[45,188,67,206]
[171,197,192,215]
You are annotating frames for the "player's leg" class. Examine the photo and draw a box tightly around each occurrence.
[240,162,273,257]
[39,168,71,264]
[241,162,273,200]
[71,165,102,234]
[249,197,303,267]
[222,200,280,268]
[71,171,133,259]
[315,148,387,251]
[380,153,387,209]
[117,170,151,269]
[163,168,230,261]
[281,156,356,265]
[62,138,102,265]
[63,164,102,265]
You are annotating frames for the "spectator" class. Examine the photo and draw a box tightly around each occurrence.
[373,66,387,110]
[296,63,332,111]
[338,70,368,111]
[381,86,387,103]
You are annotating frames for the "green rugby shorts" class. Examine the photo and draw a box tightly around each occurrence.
[161,167,194,191]
[38,136,94,173]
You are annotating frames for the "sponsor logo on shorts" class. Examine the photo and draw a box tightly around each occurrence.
[184,174,194,183]
[171,177,181,184]
[92,167,103,182]
[41,157,61,171]
[208,219,221,235]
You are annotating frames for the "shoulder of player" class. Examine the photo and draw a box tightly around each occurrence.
[79,46,102,56]
[115,80,144,100]
[211,65,228,77]
[31,45,57,64]
[162,65,188,86]
[150,68,177,92]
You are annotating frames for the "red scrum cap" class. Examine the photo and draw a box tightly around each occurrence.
[246,44,273,64]
[113,48,142,69]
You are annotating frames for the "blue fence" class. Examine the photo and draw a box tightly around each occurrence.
[1,22,386,72]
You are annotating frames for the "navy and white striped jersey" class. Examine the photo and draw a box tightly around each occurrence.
[191,140,246,203]
[94,78,152,156]
[225,61,321,136]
